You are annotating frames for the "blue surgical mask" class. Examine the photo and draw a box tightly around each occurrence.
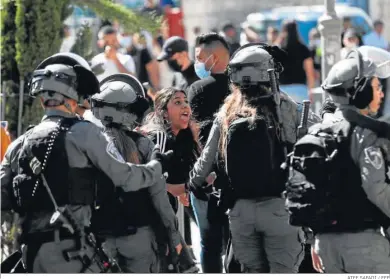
[120,36,132,49]
[194,55,215,79]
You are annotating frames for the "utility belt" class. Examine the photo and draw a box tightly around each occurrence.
[234,191,282,202]
[316,227,385,237]
[315,222,383,235]
[95,225,138,238]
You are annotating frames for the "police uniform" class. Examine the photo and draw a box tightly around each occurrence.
[89,74,181,273]
[189,44,320,273]
[0,54,166,273]
[312,47,390,273]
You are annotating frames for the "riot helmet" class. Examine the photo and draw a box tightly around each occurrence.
[36,52,92,71]
[226,43,287,98]
[322,46,390,109]
[90,74,149,129]
[29,53,99,106]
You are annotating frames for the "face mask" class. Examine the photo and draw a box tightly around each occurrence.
[119,36,132,49]
[310,39,321,48]
[346,42,358,49]
[167,59,182,72]
[194,55,215,79]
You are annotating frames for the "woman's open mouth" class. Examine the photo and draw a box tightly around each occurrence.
[180,111,190,121]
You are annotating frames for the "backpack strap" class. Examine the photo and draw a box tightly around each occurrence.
[344,109,390,139]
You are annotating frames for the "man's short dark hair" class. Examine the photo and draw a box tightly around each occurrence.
[374,20,384,27]
[98,25,116,40]
[195,32,229,51]
[221,21,235,32]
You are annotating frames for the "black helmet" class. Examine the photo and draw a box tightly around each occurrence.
[90,74,149,129]
[29,52,100,101]
[227,43,286,87]
[322,47,390,109]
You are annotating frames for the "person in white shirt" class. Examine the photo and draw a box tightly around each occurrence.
[363,20,389,51]
[341,28,359,59]
[59,25,76,53]
[91,25,136,81]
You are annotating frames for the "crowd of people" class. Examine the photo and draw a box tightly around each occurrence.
[1,6,390,274]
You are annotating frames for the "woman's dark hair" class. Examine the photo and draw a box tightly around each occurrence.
[141,88,186,133]
[141,87,200,153]
[280,20,303,48]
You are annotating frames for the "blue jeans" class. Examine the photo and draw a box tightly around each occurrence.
[190,193,228,273]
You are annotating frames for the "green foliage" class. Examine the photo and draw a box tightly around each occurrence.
[1,0,19,83]
[13,0,71,132]
[15,0,69,77]
[70,23,94,61]
[1,1,20,138]
[74,0,162,35]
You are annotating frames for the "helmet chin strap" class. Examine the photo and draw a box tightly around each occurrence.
[359,104,377,117]
[64,101,75,115]
[367,106,377,117]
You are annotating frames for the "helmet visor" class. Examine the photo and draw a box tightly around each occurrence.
[358,46,390,79]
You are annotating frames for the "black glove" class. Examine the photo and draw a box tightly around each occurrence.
[151,144,173,174]
[319,98,337,119]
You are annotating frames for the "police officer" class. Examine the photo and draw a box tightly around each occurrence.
[188,43,321,273]
[311,47,390,273]
[0,53,171,273]
[89,73,181,273]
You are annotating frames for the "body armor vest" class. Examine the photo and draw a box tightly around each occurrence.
[226,115,286,200]
[13,117,96,214]
[321,120,390,232]
[91,131,156,237]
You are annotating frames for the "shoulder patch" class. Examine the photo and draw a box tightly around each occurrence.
[106,141,126,163]
[364,146,383,170]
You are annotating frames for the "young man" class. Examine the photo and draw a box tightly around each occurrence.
[157,36,199,90]
[187,33,231,273]
[91,26,136,81]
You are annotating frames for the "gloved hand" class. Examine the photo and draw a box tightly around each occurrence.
[151,144,173,173]
[319,98,337,119]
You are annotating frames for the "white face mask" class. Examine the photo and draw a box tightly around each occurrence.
[194,55,216,79]
[119,36,132,49]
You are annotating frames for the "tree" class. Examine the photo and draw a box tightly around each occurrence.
[74,0,162,35]
[70,23,94,61]
[14,0,72,133]
[1,0,20,139]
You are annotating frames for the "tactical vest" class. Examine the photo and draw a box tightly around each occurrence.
[91,131,156,237]
[321,120,390,232]
[225,115,286,200]
[287,115,390,233]
[13,117,97,215]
